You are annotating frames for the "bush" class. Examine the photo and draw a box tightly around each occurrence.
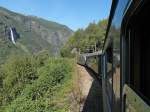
[0,54,37,105]
[0,55,74,112]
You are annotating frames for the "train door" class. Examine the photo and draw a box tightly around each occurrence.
[122,1,150,111]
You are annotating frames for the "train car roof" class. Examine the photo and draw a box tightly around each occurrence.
[102,0,118,52]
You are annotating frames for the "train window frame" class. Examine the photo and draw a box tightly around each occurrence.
[105,43,113,110]
[123,2,150,105]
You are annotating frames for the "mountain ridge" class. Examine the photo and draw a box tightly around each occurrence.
[0,6,73,63]
[0,6,72,31]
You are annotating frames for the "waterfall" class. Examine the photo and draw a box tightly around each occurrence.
[10,28,16,44]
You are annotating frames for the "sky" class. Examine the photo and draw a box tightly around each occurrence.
[0,0,112,30]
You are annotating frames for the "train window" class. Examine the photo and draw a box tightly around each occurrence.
[126,3,150,104]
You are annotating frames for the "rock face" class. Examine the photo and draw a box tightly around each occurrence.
[0,7,73,56]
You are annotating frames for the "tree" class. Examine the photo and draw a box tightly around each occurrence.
[60,19,108,57]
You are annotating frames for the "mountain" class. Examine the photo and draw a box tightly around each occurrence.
[0,7,73,63]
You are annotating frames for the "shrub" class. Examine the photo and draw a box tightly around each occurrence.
[0,57,74,112]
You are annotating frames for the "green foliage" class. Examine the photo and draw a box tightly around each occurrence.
[60,44,75,58]
[0,53,74,112]
[61,19,108,57]
[0,54,37,105]
[34,50,50,67]
[0,38,25,64]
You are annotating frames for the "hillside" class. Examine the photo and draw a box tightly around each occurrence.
[0,53,76,112]
[60,19,107,57]
[0,7,73,63]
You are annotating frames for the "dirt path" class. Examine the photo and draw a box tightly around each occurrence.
[72,64,103,112]
[77,65,94,99]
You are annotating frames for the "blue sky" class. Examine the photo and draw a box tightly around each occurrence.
[0,0,112,30]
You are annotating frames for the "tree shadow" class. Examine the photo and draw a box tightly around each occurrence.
[81,66,103,112]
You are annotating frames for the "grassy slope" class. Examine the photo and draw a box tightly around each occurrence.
[0,54,76,112]
[0,38,25,64]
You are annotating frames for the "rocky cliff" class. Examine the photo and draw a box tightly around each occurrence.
[0,6,73,62]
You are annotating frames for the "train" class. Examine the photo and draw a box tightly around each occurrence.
[77,0,150,111]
